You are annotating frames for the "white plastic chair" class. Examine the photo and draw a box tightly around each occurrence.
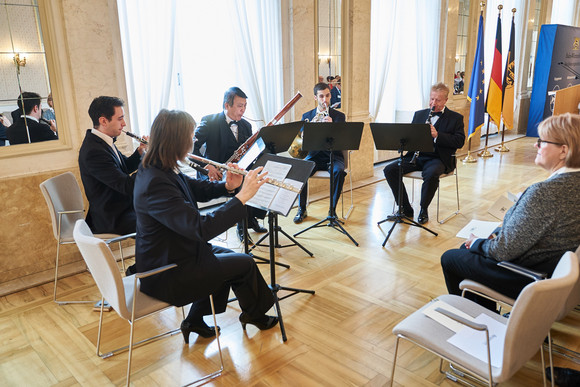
[40,172,135,304]
[390,251,579,387]
[402,155,460,224]
[73,219,223,386]
[308,150,354,219]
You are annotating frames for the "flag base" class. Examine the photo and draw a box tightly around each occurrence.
[478,148,493,158]
[494,143,510,152]
[462,151,477,163]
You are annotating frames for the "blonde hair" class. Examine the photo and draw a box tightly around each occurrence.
[142,109,196,171]
[431,82,450,98]
[538,113,580,168]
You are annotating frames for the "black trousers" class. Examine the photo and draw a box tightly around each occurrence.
[383,155,445,211]
[185,245,274,321]
[298,157,346,213]
[440,244,560,310]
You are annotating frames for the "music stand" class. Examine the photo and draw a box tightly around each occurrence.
[247,153,315,342]
[370,123,438,246]
[293,122,364,246]
[246,122,315,256]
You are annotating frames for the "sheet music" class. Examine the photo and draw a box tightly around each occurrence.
[269,178,302,214]
[246,160,299,215]
[456,220,501,239]
[447,313,506,368]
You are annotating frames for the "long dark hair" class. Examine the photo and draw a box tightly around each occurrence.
[142,109,196,171]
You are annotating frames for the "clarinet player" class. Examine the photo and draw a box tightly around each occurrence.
[383,83,465,224]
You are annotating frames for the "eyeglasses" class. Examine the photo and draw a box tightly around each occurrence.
[536,138,563,147]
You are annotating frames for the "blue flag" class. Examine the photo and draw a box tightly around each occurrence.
[467,14,485,140]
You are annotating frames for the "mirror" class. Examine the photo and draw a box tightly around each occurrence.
[0,0,57,147]
[453,0,470,95]
[317,0,341,109]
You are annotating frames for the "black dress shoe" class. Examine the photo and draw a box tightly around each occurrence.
[236,222,253,244]
[180,320,220,344]
[293,209,307,224]
[546,367,580,387]
[417,208,429,224]
[125,264,137,276]
[248,217,267,233]
[239,313,279,331]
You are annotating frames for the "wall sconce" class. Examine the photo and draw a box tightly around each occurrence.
[13,53,27,74]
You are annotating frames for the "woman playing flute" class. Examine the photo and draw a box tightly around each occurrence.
[134,109,278,343]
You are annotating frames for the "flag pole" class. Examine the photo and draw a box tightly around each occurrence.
[463,2,486,164]
[479,4,503,158]
[496,7,516,153]
[463,138,477,163]
[478,116,494,157]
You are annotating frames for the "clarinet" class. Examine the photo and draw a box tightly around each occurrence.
[410,107,434,165]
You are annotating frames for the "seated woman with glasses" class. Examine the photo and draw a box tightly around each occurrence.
[440,113,580,310]
[134,109,278,343]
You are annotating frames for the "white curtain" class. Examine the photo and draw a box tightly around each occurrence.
[551,0,575,25]
[117,1,283,135]
[117,0,177,136]
[369,0,441,124]
[228,0,283,126]
[368,0,399,120]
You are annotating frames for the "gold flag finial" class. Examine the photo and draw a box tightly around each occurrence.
[480,2,485,11]
[498,4,503,12]
[512,8,516,14]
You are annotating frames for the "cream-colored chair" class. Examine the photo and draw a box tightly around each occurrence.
[460,244,580,362]
[40,172,135,304]
[390,251,579,387]
[402,156,460,224]
[308,150,354,219]
[73,219,223,386]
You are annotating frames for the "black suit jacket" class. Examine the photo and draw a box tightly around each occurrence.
[410,108,465,173]
[6,117,58,144]
[134,164,245,307]
[78,129,141,234]
[301,107,346,162]
[193,112,252,163]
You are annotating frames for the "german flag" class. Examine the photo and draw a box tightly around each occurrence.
[486,13,503,127]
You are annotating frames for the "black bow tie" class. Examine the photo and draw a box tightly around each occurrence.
[432,111,443,117]
[229,120,238,127]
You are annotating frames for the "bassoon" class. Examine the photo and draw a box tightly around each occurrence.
[225,91,302,163]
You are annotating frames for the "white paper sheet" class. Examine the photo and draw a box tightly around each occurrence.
[456,220,501,239]
[423,299,476,333]
[447,313,507,368]
[246,161,301,216]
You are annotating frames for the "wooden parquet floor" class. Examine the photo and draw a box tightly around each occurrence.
[1,137,578,386]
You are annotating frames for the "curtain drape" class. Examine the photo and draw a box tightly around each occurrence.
[117,0,177,136]
[117,1,283,135]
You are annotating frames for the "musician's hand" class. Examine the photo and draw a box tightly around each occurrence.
[430,124,438,139]
[323,116,333,123]
[206,165,223,181]
[137,135,149,155]
[0,115,10,127]
[225,163,243,190]
[236,166,268,204]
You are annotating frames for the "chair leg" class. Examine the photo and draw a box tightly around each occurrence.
[118,241,126,273]
[389,336,400,387]
[53,239,62,303]
[437,171,460,224]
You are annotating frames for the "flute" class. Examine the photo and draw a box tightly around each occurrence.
[187,153,300,193]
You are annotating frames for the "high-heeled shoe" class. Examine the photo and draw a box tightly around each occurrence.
[180,320,220,344]
[239,313,279,331]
